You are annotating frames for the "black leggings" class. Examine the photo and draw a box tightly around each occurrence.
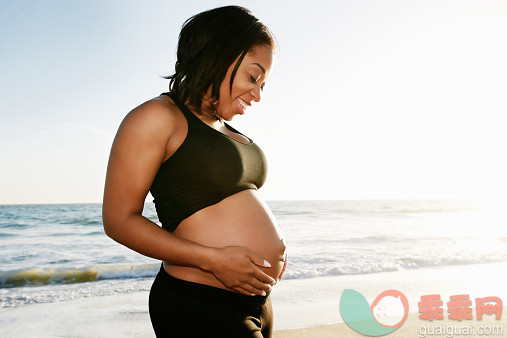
[149,263,273,338]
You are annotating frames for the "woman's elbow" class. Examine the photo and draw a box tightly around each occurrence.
[102,207,120,239]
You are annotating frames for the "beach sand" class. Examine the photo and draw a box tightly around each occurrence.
[275,310,506,338]
[1,263,505,337]
[271,262,506,331]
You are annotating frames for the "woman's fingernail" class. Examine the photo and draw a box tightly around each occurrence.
[251,293,256,296]
[261,291,266,296]
[263,260,271,267]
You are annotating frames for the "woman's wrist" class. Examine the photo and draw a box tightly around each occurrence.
[197,246,219,273]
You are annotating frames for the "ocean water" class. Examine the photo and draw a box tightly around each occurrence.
[1,199,506,308]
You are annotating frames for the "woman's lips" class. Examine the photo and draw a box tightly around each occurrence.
[237,98,249,115]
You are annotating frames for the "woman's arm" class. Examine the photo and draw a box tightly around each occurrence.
[102,100,210,268]
[102,100,275,295]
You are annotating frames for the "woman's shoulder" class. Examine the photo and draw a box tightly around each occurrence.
[119,94,183,140]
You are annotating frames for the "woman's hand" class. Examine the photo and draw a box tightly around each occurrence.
[208,246,276,296]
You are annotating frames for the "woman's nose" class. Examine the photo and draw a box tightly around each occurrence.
[251,88,261,102]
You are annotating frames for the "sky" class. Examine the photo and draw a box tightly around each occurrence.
[1,0,507,204]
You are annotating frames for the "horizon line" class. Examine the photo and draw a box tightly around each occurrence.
[0,196,475,206]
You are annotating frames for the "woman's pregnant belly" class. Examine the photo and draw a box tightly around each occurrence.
[164,189,286,291]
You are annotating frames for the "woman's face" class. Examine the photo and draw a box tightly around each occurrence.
[207,44,274,121]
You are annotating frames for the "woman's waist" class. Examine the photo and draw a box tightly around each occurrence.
[163,249,283,293]
[158,263,270,307]
[165,226,286,291]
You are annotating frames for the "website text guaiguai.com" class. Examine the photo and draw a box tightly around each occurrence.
[419,324,503,337]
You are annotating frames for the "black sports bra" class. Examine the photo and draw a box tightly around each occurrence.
[150,92,268,232]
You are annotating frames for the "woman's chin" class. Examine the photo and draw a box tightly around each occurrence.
[223,112,237,121]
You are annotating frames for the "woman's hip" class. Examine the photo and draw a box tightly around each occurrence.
[149,262,273,337]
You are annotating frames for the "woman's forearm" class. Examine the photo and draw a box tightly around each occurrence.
[103,214,215,272]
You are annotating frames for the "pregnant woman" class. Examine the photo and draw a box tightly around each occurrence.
[102,6,287,337]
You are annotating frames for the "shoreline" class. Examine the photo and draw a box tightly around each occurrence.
[1,262,506,337]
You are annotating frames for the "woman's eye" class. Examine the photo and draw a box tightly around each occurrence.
[250,74,265,91]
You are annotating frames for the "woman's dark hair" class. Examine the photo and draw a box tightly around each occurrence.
[163,6,275,109]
